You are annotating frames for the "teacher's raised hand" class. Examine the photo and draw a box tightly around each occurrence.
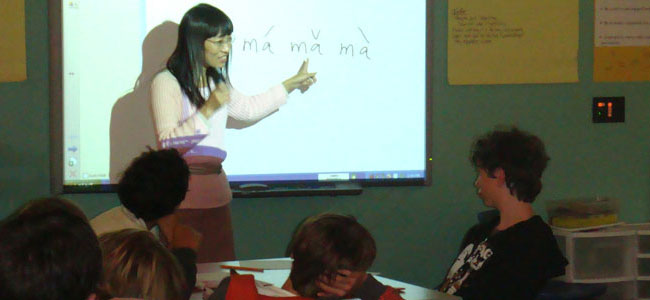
[283,59,317,94]
[199,81,231,118]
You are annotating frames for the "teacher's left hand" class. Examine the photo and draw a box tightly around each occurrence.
[283,59,317,94]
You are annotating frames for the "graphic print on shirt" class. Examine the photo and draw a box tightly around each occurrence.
[439,238,494,295]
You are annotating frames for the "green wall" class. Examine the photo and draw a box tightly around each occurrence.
[1,0,649,289]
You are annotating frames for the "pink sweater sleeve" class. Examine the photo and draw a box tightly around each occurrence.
[228,85,288,121]
[150,71,210,147]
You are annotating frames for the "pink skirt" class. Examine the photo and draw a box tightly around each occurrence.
[177,155,236,262]
[175,205,236,263]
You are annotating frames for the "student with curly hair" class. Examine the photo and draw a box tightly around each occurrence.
[91,148,190,238]
[91,148,201,295]
[437,127,567,300]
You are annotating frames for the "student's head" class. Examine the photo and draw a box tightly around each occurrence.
[0,197,102,300]
[17,195,90,221]
[471,127,549,203]
[118,148,189,223]
[287,213,376,298]
[97,229,187,300]
[167,3,233,108]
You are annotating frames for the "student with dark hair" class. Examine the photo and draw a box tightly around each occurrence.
[205,213,404,300]
[117,147,190,223]
[91,147,200,250]
[151,3,317,262]
[0,197,102,300]
[91,147,190,236]
[436,127,568,300]
[91,148,201,294]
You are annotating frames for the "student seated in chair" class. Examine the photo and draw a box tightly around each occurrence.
[204,213,404,300]
[91,148,197,243]
[0,197,102,300]
[91,148,202,292]
[436,127,568,300]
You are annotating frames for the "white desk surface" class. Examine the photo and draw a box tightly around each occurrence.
[192,258,460,300]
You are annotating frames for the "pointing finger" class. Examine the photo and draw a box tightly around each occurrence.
[299,59,310,73]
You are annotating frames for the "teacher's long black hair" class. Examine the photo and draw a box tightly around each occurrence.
[167,4,233,109]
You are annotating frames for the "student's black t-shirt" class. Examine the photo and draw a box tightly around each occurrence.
[438,215,568,300]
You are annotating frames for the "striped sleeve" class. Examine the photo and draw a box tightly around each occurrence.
[150,71,210,150]
[227,84,288,121]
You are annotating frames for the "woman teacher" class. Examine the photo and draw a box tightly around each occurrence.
[151,3,316,262]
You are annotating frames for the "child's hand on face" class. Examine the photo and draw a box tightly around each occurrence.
[316,269,367,298]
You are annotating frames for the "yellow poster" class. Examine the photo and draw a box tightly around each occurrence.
[594,0,650,82]
[448,0,578,85]
[0,0,27,82]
